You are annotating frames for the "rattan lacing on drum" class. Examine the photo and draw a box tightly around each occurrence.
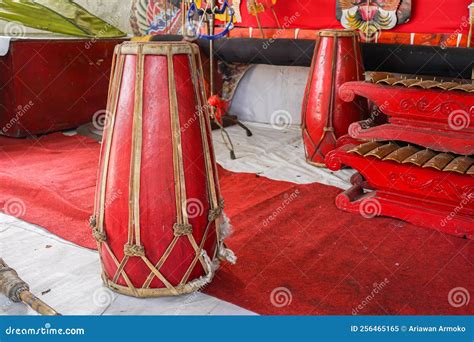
[90,42,233,297]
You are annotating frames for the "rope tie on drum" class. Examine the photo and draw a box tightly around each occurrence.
[123,244,145,257]
[90,215,107,243]
[92,228,107,243]
[208,198,225,222]
[173,223,193,237]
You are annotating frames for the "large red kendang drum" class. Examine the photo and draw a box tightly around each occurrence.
[90,41,235,297]
[301,29,367,167]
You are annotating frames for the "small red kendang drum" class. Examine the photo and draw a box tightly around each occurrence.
[301,29,367,167]
[90,41,235,297]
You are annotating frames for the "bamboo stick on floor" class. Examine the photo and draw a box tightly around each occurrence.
[0,258,60,316]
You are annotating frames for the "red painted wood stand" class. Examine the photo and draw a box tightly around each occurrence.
[326,77,474,239]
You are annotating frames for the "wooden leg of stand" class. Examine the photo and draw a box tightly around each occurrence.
[214,119,237,160]
[231,117,253,137]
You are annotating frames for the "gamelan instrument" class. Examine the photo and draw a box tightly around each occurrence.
[326,73,474,239]
[301,29,367,167]
[340,73,474,155]
[90,41,235,297]
[0,259,60,315]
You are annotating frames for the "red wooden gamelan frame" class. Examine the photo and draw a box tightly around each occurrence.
[339,81,474,155]
[325,81,474,239]
[326,145,474,239]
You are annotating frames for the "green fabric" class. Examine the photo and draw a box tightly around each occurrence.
[0,0,126,37]
[35,0,125,37]
[0,0,88,36]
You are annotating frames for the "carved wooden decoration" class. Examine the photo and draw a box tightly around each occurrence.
[336,0,412,41]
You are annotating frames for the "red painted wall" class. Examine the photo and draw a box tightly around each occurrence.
[236,0,472,34]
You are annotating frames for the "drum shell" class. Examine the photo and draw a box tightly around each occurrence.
[92,42,224,297]
[302,30,367,166]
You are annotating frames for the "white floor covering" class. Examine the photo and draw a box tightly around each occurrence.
[0,122,352,316]
[214,122,354,189]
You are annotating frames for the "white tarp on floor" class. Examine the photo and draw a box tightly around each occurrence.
[215,122,354,189]
[0,216,254,316]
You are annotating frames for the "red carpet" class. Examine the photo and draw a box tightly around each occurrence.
[0,133,472,315]
[0,134,98,249]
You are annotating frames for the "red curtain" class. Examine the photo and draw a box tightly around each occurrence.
[236,0,472,34]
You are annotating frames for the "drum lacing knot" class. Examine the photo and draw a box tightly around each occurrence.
[208,207,222,222]
[323,127,334,132]
[92,228,107,243]
[208,199,225,222]
[173,223,193,237]
[124,244,145,257]
[89,215,97,228]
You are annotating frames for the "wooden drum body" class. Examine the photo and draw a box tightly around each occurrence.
[90,42,235,297]
[301,29,367,167]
